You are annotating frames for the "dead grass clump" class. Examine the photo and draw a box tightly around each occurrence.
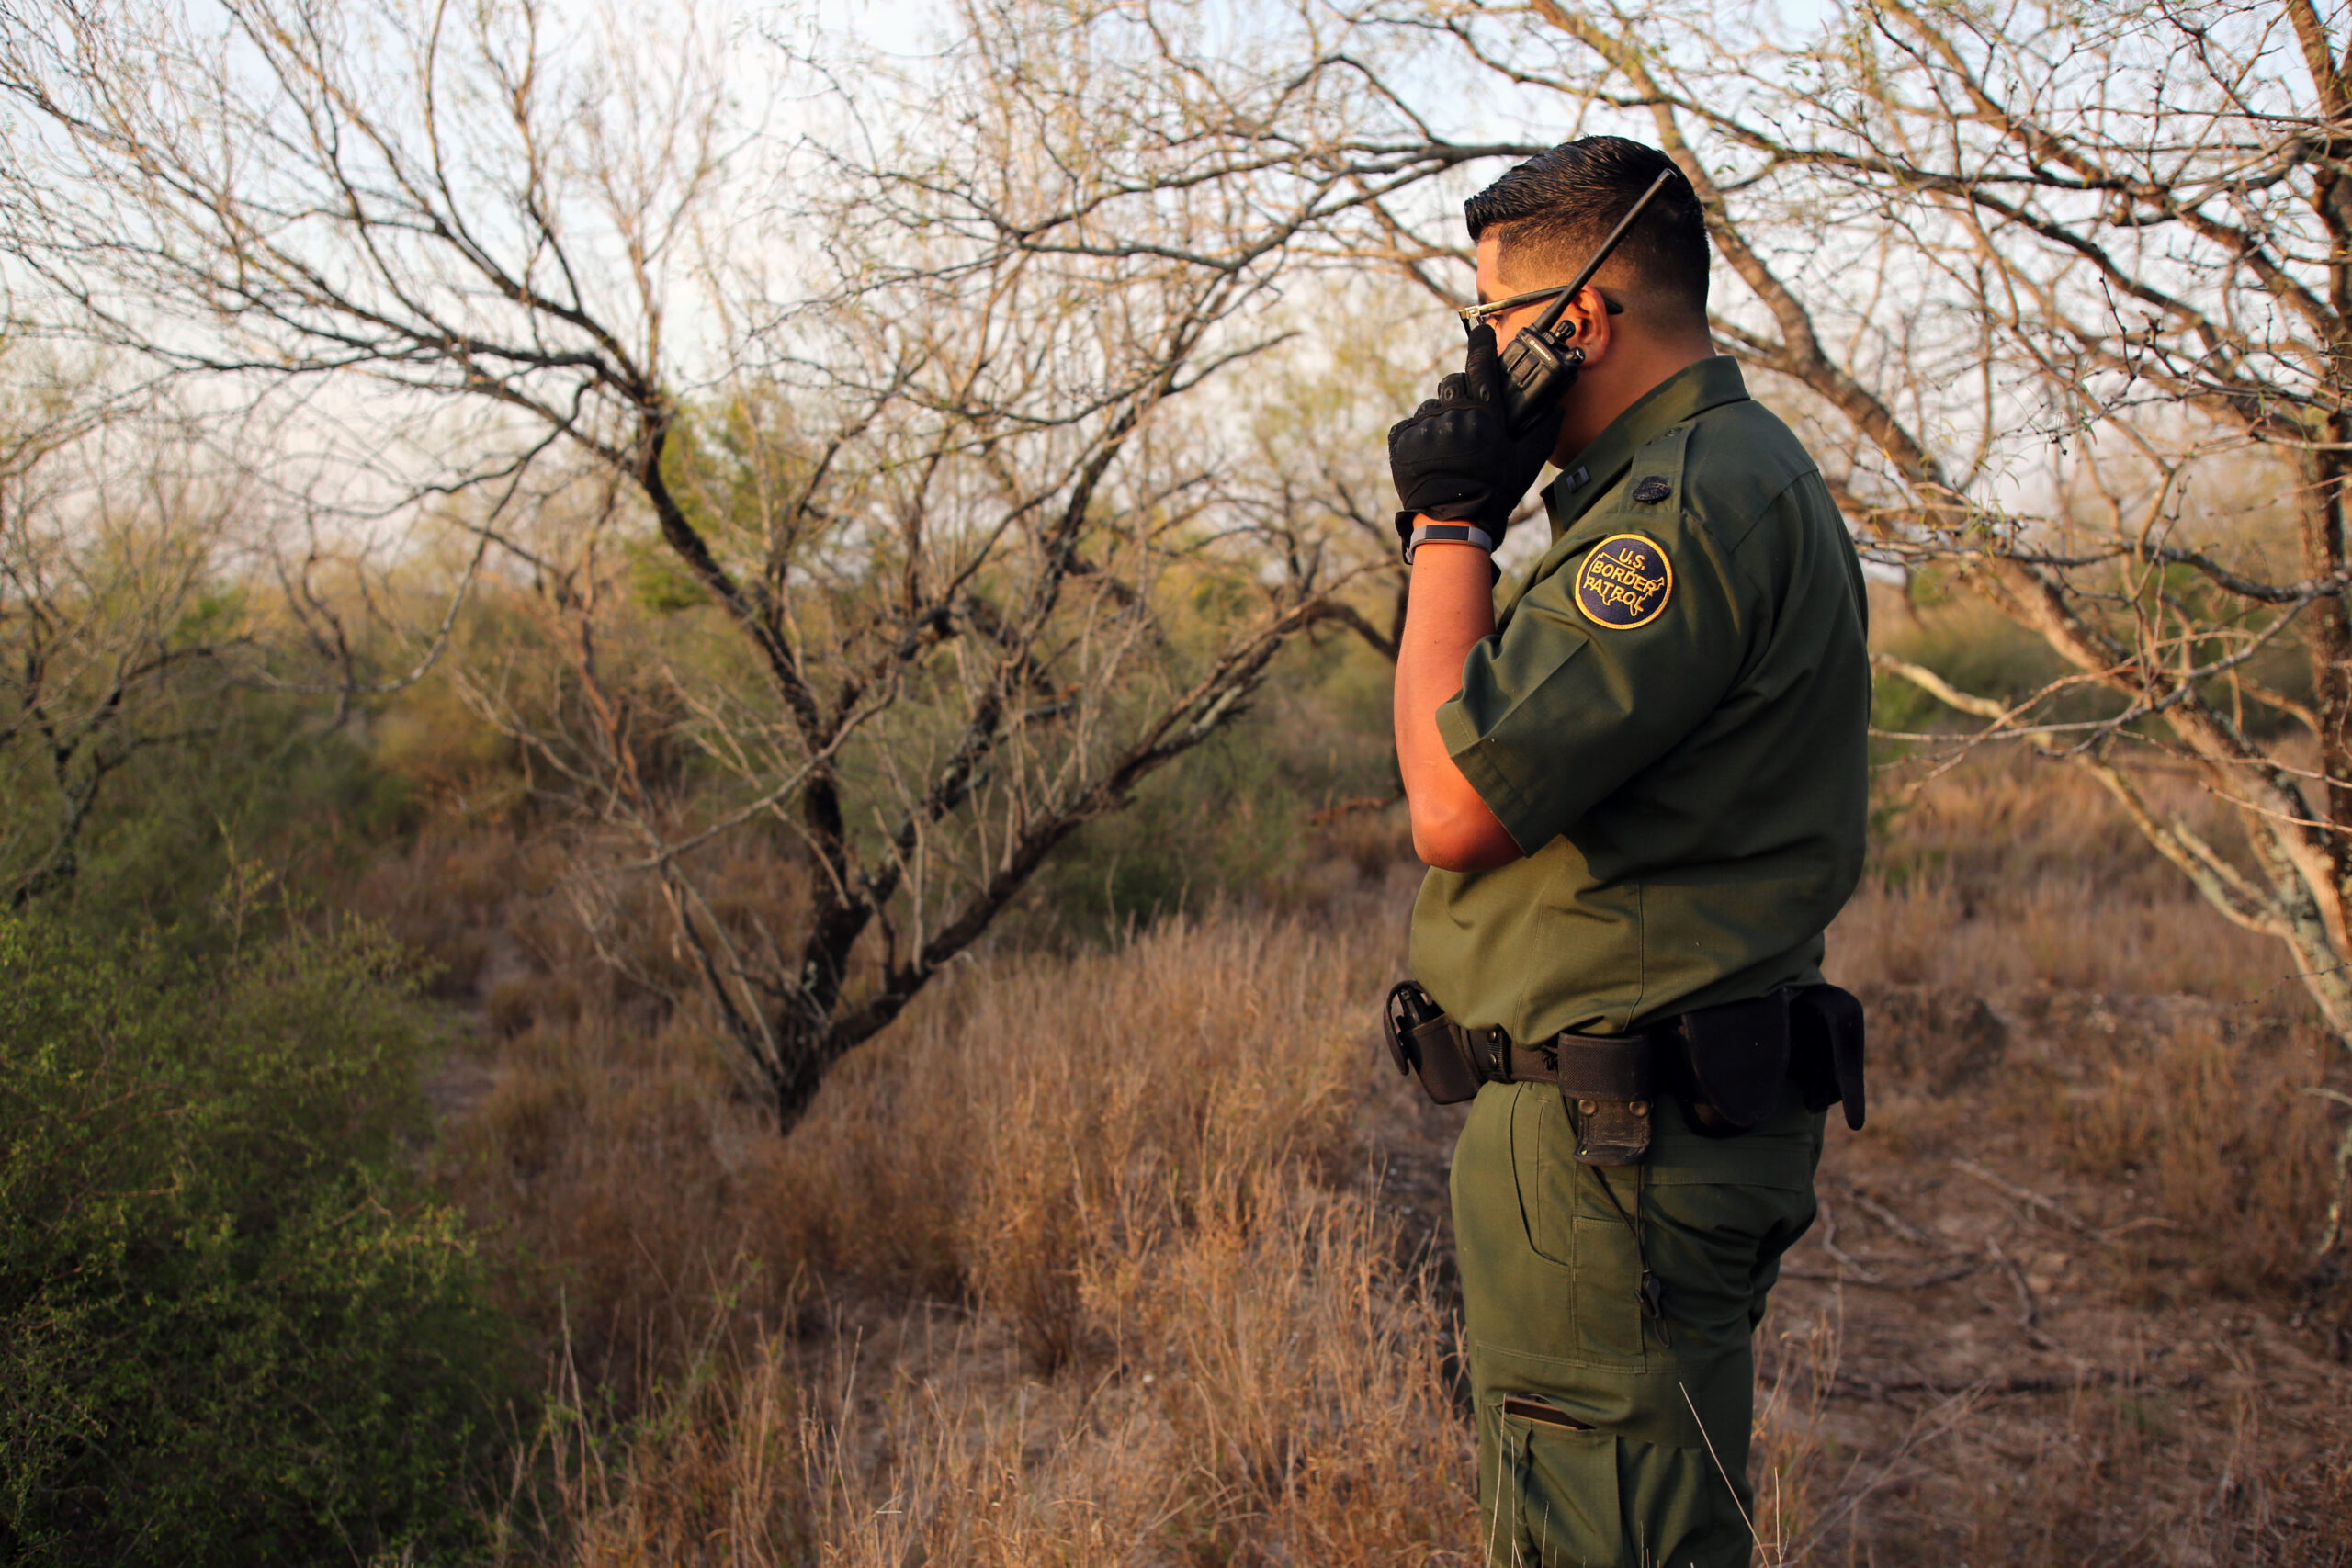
[781,1183,1466,1568]
[512,1171,1472,1568]
[1831,750,2301,1008]
[1091,1181,1467,1564]
[2028,1008,2339,1290]
[747,913,1385,1369]
[1747,1314,1848,1562]
[506,1316,811,1566]
[445,1003,755,1393]
[351,826,544,998]
[486,914,1475,1566]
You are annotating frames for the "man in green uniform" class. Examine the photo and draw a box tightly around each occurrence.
[1385,138,1871,1566]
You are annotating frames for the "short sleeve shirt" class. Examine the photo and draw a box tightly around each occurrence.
[1408,356,1871,1042]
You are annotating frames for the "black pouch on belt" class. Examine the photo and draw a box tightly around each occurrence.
[1790,983,1868,1130]
[1671,993,1792,1134]
[1382,980,1485,1104]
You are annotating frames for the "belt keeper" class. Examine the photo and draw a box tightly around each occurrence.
[1456,1024,1511,1084]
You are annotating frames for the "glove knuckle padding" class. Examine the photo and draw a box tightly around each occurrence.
[1392,407,1473,456]
[1435,372,1480,408]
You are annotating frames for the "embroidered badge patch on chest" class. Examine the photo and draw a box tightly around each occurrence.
[1575,534,1674,630]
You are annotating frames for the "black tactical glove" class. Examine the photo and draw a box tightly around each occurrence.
[1387,322,1567,558]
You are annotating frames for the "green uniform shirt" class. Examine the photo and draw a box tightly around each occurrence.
[1409,355,1870,1042]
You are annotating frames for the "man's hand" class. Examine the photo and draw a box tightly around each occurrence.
[1386,323,1567,552]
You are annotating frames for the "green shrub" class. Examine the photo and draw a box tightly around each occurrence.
[1019,629,1403,937]
[1872,596,2078,733]
[0,917,521,1566]
[48,690,422,951]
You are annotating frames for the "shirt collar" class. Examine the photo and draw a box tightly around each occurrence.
[1543,356,1750,537]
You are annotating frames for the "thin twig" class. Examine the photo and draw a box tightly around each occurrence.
[1951,1159,2100,1238]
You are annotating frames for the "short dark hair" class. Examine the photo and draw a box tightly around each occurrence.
[1464,137,1711,327]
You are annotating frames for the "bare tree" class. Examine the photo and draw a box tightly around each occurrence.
[0,356,250,904]
[0,0,1418,1122]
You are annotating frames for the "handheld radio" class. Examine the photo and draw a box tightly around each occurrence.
[1499,167,1679,434]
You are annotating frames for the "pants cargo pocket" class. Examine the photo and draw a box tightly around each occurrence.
[1498,1407,1622,1568]
[1491,1401,1753,1568]
[1509,1084,1649,1365]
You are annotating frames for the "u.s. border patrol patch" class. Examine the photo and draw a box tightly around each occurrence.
[1575,534,1673,629]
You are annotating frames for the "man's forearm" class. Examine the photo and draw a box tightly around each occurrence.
[1394,537,1521,872]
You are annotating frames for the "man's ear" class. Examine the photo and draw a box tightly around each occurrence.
[1559,284,1614,365]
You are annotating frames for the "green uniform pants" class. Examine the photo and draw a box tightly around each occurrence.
[1451,1082,1824,1568]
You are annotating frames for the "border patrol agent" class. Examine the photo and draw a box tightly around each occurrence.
[1383,139,1871,1566]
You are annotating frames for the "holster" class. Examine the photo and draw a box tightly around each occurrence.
[1663,984,1870,1134]
[1382,981,1484,1103]
[1667,993,1792,1135]
[1379,979,1869,1155]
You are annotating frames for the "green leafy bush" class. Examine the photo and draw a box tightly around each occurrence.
[0,917,520,1565]
[1020,630,1404,938]
[50,690,424,951]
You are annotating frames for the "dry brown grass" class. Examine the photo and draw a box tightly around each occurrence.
[1749,752,2352,1563]
[2028,1000,2339,1292]
[1831,748,2300,1003]
[402,746,2352,1566]
[465,912,1475,1565]
[1825,748,2344,1293]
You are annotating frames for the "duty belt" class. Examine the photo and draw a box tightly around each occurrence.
[1381,982,1867,1167]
